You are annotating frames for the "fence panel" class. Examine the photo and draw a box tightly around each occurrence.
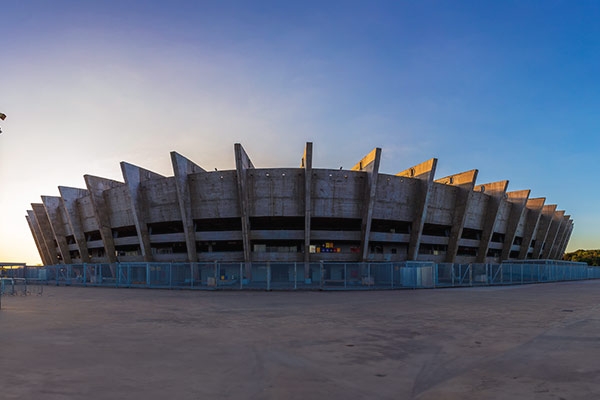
[399,262,435,288]
[453,264,471,286]
[299,263,322,289]
[244,263,267,290]
[216,263,244,290]
[435,263,454,287]
[489,264,503,285]
[1,277,42,296]
[370,263,395,289]
[119,263,148,287]
[148,263,171,287]
[321,263,348,289]
[320,263,381,290]
[471,264,488,286]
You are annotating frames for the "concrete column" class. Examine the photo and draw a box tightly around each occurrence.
[541,210,565,260]
[41,196,72,264]
[171,152,205,264]
[531,204,557,259]
[558,221,573,257]
[435,169,478,263]
[500,190,530,260]
[84,175,124,263]
[565,221,574,255]
[234,143,254,279]
[301,142,313,279]
[32,203,60,264]
[549,216,565,260]
[121,162,165,262]
[350,147,381,262]
[26,210,52,265]
[474,180,508,263]
[517,197,545,259]
[542,210,565,259]
[396,158,437,261]
[550,215,570,259]
[59,186,91,262]
[561,218,573,256]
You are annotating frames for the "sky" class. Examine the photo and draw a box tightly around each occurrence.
[1,0,599,265]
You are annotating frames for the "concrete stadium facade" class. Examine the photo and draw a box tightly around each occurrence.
[26,143,573,279]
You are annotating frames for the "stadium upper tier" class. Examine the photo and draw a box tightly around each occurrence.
[26,143,572,271]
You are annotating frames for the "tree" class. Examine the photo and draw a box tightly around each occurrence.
[563,249,600,266]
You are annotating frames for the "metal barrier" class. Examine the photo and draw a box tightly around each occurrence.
[1,278,27,296]
[0,277,43,296]
[8,260,598,291]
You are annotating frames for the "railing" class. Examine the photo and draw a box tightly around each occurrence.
[5,260,596,291]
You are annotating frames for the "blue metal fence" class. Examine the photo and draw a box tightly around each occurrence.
[4,260,597,291]
[1,277,43,296]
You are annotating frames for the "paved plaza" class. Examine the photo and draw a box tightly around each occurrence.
[1,281,599,399]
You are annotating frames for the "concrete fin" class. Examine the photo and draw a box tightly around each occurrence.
[358,148,382,260]
[58,186,89,199]
[84,175,122,263]
[170,152,205,176]
[474,180,508,195]
[550,214,572,259]
[84,175,124,191]
[396,158,437,181]
[542,210,566,259]
[559,221,574,255]
[58,186,91,262]
[475,180,508,262]
[301,142,313,170]
[32,203,59,264]
[26,210,52,265]
[443,170,478,262]
[121,162,165,186]
[507,189,531,203]
[351,148,381,172]
[171,152,203,263]
[517,197,546,259]
[531,204,558,259]
[234,143,254,275]
[120,162,157,261]
[435,169,478,188]
[235,143,255,170]
[41,195,72,264]
[41,195,61,208]
[403,159,438,260]
[501,189,531,260]
[302,142,313,268]
[25,214,42,265]
[526,197,546,211]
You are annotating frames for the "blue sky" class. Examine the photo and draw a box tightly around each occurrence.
[1,0,599,264]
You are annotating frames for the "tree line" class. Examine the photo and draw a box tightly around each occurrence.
[563,249,600,266]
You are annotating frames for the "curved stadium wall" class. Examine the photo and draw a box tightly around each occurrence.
[26,143,573,280]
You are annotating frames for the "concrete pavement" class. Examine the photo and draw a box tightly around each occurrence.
[1,281,599,399]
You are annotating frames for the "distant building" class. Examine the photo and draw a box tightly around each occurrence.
[26,143,572,280]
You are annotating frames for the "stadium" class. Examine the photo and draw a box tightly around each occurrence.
[25,143,573,283]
